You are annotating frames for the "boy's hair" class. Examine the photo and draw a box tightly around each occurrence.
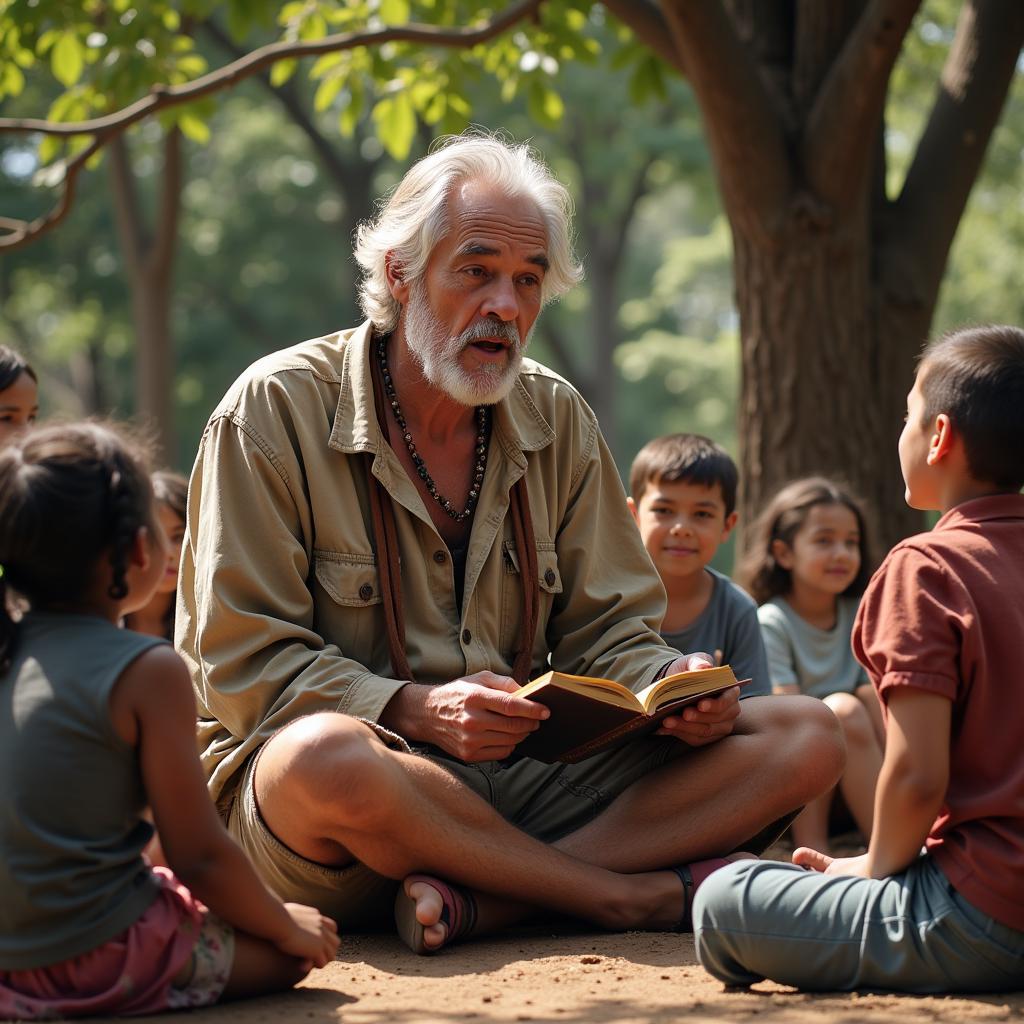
[737,476,874,606]
[629,433,739,515]
[0,421,155,668]
[918,324,1024,491]
[0,345,36,392]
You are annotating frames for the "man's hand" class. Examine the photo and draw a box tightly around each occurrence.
[655,652,740,747]
[792,848,873,878]
[394,672,549,762]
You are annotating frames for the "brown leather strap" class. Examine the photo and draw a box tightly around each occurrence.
[367,351,414,682]
[366,340,538,686]
[509,473,538,685]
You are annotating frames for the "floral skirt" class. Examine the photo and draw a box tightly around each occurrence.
[0,867,234,1019]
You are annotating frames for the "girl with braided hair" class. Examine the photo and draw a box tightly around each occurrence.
[0,422,337,1019]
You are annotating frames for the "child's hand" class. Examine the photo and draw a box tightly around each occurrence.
[792,848,872,878]
[276,903,339,968]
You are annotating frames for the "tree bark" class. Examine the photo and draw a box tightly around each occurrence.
[108,128,182,462]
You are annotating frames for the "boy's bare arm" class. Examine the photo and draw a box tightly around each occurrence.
[865,687,951,877]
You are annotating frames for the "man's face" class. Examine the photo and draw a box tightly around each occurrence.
[399,179,549,406]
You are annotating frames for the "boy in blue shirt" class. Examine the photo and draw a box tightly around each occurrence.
[628,434,769,697]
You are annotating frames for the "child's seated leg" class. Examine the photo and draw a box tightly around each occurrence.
[693,856,1024,993]
[822,691,882,842]
[789,793,832,853]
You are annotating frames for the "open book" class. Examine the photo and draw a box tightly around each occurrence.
[514,664,744,764]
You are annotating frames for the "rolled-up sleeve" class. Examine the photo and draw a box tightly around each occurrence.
[176,409,405,801]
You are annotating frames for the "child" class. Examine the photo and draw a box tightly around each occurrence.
[738,477,883,853]
[124,470,188,640]
[0,345,38,448]
[0,422,338,1019]
[627,433,770,697]
[694,324,1024,992]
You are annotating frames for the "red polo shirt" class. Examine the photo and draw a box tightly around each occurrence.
[853,493,1024,931]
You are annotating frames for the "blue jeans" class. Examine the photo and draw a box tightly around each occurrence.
[693,855,1024,993]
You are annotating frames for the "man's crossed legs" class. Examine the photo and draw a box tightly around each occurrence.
[228,696,844,951]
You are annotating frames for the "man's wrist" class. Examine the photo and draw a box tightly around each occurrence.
[379,681,431,740]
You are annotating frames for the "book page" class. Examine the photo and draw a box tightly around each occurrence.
[518,671,642,711]
[636,665,737,712]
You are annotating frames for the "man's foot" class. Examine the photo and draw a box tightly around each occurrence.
[669,853,756,932]
[394,874,478,955]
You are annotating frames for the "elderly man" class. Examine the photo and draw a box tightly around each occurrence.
[178,134,843,953]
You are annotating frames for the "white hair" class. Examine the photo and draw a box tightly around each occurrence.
[353,132,584,333]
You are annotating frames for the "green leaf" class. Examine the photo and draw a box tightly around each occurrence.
[52,31,84,88]
[270,58,297,87]
[162,8,181,31]
[373,90,416,160]
[526,80,563,127]
[0,60,25,98]
[178,113,210,144]
[380,0,410,23]
[314,75,343,112]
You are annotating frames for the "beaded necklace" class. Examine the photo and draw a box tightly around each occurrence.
[376,336,489,523]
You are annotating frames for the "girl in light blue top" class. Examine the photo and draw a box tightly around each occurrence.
[738,477,883,855]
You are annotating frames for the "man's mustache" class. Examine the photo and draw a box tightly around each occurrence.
[457,319,521,348]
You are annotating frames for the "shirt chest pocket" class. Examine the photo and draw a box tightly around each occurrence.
[499,539,563,661]
[311,551,384,665]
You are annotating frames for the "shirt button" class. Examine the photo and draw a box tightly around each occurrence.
[358,583,373,601]
[433,550,447,564]
[462,629,472,645]
[544,568,556,586]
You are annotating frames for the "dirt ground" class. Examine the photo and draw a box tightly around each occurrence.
[87,927,1022,1024]
[80,840,1021,1024]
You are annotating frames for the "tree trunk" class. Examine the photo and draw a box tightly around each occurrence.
[130,264,175,459]
[733,211,924,556]
[108,128,182,463]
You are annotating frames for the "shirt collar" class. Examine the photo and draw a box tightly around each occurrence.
[328,322,556,461]
[934,492,1024,531]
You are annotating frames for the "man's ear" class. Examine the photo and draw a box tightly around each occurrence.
[926,413,955,466]
[626,496,640,525]
[721,510,738,541]
[385,252,410,305]
[770,537,793,569]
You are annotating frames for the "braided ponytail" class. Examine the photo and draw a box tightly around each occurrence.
[0,422,155,635]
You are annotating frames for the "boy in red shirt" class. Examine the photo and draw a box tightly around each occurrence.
[693,324,1024,992]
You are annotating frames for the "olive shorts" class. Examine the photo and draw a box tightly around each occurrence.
[226,717,685,928]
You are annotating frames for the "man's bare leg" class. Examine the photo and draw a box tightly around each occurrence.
[403,696,844,945]
[255,715,691,934]
[256,697,843,947]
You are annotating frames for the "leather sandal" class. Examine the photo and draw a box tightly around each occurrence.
[670,858,733,931]
[394,873,478,955]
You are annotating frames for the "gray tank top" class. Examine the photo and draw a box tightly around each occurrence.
[0,612,166,969]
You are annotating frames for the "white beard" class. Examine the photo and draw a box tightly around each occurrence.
[403,283,528,406]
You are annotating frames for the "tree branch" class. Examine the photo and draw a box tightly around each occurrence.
[601,0,686,73]
[656,0,792,239]
[884,0,1024,309]
[0,0,543,251]
[202,18,374,200]
[803,0,921,204]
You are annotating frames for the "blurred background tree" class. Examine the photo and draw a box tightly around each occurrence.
[1,0,1021,562]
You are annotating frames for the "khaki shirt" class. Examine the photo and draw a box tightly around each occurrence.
[177,322,678,807]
